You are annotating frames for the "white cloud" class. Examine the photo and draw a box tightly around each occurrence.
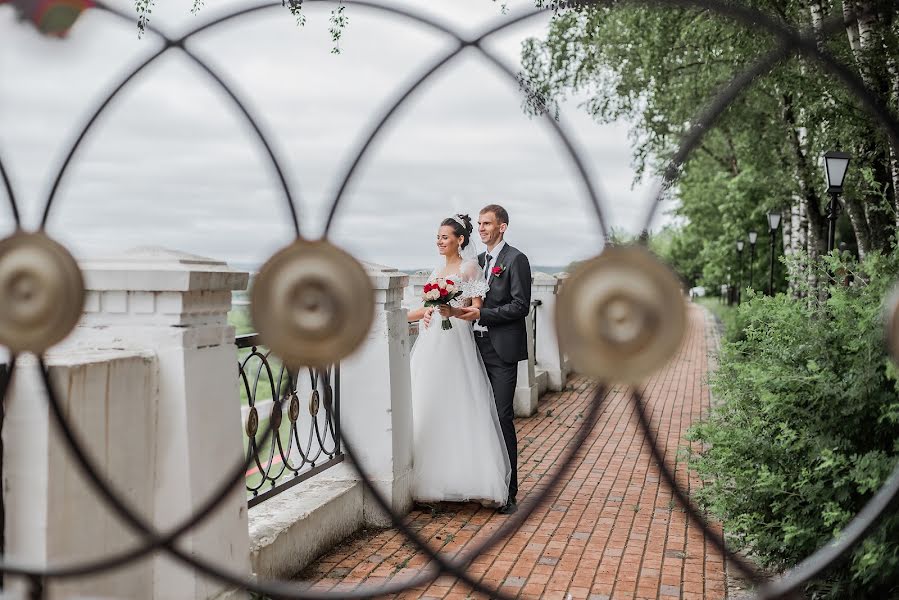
[1,0,672,272]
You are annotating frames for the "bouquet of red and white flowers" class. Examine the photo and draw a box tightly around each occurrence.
[423,278,463,330]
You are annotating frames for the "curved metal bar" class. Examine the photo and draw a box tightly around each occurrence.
[638,43,795,233]
[41,3,301,237]
[34,345,611,599]
[38,42,168,229]
[176,44,302,238]
[631,376,899,599]
[320,45,467,236]
[762,464,899,597]
[0,154,21,226]
[249,351,282,491]
[638,10,868,231]
[159,383,611,600]
[243,350,292,496]
[320,7,614,241]
[1,1,896,598]
[474,41,612,239]
[240,365,270,480]
[0,350,288,579]
[0,354,17,403]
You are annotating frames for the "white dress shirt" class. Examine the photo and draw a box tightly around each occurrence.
[473,240,506,333]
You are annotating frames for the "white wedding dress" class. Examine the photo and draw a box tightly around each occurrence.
[410,258,511,504]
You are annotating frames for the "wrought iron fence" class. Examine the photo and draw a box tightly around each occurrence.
[237,334,342,507]
[0,0,898,599]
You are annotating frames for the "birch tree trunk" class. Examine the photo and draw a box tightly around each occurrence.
[882,8,899,228]
[844,0,893,252]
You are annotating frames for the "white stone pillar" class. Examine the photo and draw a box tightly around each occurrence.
[3,351,156,600]
[67,247,251,600]
[339,263,413,526]
[514,287,539,418]
[554,272,573,379]
[532,272,568,392]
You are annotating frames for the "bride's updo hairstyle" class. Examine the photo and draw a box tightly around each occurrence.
[441,214,474,249]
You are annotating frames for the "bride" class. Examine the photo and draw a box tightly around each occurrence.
[406,214,511,505]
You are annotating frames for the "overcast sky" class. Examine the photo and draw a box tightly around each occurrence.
[1,0,672,271]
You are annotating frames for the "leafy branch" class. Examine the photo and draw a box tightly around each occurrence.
[328,0,348,54]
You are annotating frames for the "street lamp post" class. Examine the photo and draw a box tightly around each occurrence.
[767,211,782,295]
[823,151,851,253]
[736,240,745,304]
[748,231,758,291]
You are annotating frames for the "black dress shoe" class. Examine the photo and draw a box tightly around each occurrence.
[498,499,518,515]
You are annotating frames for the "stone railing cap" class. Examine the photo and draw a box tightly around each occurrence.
[532,271,558,282]
[79,247,249,292]
[361,261,408,289]
[361,260,401,273]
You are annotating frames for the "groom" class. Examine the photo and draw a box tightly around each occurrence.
[459,204,532,515]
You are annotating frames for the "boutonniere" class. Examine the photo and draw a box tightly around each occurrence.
[491,265,506,277]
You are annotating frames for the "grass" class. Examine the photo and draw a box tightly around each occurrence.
[693,295,733,322]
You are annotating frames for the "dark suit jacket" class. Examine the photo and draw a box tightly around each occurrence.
[478,243,532,364]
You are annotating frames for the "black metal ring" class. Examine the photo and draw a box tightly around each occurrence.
[39,3,301,237]
[2,0,897,598]
[0,1,562,586]
[319,5,612,241]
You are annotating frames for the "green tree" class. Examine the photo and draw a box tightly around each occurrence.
[520,1,899,293]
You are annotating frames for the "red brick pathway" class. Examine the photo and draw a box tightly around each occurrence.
[297,305,727,599]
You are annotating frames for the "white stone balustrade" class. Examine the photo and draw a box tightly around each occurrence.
[339,262,413,526]
[4,352,157,599]
[4,247,251,600]
[532,272,570,392]
[514,299,539,417]
[1,248,569,598]
[248,261,415,578]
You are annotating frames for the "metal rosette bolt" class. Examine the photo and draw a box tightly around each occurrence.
[0,231,85,353]
[251,239,374,368]
[555,245,687,384]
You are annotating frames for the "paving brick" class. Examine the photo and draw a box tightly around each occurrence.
[294,306,729,599]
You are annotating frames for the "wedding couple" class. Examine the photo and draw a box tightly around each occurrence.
[406,204,531,515]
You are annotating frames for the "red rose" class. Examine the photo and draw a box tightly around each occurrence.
[492,266,502,275]
[424,283,433,292]
[446,279,454,286]
[440,288,448,297]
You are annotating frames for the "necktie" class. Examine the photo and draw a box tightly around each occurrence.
[484,254,492,280]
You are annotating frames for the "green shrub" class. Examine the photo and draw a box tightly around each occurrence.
[688,250,899,598]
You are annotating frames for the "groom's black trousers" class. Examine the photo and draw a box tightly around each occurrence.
[475,334,518,501]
